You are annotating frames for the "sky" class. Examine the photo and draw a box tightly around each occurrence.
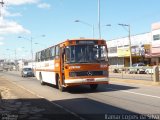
[0,0,160,60]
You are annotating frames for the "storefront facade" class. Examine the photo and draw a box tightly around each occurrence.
[107,23,159,67]
[151,22,160,65]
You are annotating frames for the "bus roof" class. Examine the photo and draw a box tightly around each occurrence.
[36,38,106,53]
[65,38,105,41]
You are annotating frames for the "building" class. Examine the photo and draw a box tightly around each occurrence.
[107,22,160,67]
[150,22,160,65]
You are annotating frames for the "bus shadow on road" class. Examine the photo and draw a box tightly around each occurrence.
[54,98,155,120]
[0,98,156,120]
[0,97,155,120]
[67,84,138,94]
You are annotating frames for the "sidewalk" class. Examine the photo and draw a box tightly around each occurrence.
[0,76,80,120]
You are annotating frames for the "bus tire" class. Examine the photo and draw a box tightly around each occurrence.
[90,84,98,90]
[39,73,45,85]
[57,75,64,92]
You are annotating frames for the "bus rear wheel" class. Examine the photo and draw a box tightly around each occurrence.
[40,73,45,85]
[90,84,98,90]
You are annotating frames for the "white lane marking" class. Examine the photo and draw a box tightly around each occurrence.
[107,87,160,99]
[6,79,86,120]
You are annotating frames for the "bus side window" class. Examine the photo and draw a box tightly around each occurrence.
[38,52,41,62]
[55,45,60,59]
[35,53,38,62]
[45,48,50,60]
[41,50,45,61]
[50,46,55,60]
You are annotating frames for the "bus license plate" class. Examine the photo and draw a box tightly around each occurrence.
[86,79,95,82]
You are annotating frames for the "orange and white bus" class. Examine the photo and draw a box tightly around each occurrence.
[35,38,109,91]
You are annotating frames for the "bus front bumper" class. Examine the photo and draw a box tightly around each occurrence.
[64,77,109,86]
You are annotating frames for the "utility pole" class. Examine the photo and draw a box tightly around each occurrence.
[0,0,4,17]
[128,25,132,67]
[118,24,132,67]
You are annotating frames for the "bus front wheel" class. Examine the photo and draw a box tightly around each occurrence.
[90,84,98,90]
[56,75,65,92]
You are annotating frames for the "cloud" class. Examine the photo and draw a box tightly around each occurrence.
[0,18,30,34]
[0,42,4,45]
[0,37,4,46]
[0,37,4,40]
[0,0,50,36]
[5,0,39,6]
[37,3,51,9]
[2,8,22,17]
[17,47,23,51]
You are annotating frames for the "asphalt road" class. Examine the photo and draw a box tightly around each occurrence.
[1,71,160,120]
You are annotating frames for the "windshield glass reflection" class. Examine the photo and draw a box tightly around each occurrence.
[65,45,108,63]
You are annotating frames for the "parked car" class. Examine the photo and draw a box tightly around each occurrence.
[145,67,160,74]
[128,63,146,74]
[21,67,34,77]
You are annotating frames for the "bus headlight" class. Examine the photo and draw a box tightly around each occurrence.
[24,71,28,74]
[69,72,77,77]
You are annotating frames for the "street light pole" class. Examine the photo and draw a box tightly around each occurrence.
[118,24,132,67]
[75,20,94,38]
[31,37,33,62]
[14,49,17,61]
[34,42,47,47]
[30,37,34,69]
[92,24,95,38]
[98,0,101,39]
[18,36,33,62]
[18,35,45,69]
[6,49,11,62]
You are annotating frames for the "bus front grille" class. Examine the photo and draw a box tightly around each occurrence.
[69,71,104,77]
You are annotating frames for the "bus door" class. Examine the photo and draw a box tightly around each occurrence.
[60,46,66,85]
[61,47,65,72]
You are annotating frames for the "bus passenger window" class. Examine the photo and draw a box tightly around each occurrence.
[55,46,60,59]
[45,48,50,60]
[38,52,41,62]
[41,50,45,61]
[50,46,55,60]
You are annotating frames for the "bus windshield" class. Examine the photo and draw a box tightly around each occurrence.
[65,45,108,63]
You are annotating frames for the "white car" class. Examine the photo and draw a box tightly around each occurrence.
[128,63,146,74]
[145,67,160,74]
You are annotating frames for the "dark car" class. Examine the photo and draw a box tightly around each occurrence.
[21,67,34,77]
